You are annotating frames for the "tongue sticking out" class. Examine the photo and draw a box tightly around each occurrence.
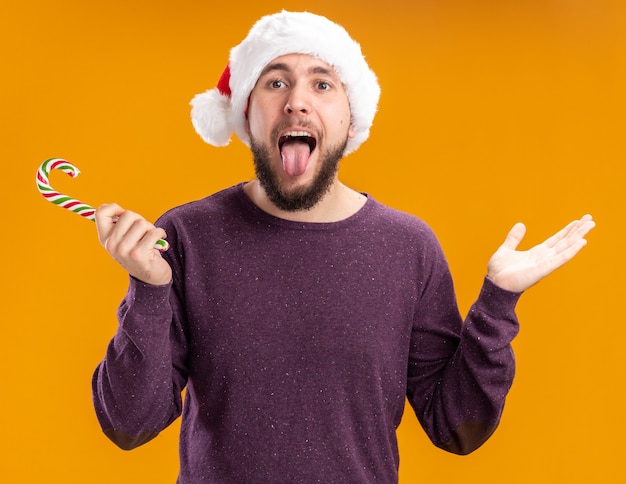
[281,139,312,177]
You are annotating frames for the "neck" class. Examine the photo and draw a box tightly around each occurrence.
[243,178,366,223]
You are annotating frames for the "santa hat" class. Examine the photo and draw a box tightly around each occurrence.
[190,10,380,155]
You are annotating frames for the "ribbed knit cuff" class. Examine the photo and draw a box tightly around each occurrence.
[125,275,173,317]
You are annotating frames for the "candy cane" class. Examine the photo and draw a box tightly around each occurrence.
[36,158,169,252]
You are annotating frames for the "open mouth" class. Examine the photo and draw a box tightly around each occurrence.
[278,131,317,153]
[278,131,317,177]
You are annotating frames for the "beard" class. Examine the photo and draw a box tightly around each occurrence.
[250,133,347,212]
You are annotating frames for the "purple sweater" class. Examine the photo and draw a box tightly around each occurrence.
[92,184,521,483]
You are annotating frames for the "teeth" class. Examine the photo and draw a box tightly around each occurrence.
[284,130,311,138]
[278,130,317,152]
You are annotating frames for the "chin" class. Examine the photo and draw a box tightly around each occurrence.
[250,136,346,212]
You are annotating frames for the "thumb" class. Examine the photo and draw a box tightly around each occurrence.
[501,222,526,250]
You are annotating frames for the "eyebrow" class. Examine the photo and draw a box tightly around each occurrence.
[259,62,337,79]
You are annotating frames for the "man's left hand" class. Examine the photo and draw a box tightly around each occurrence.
[487,214,595,293]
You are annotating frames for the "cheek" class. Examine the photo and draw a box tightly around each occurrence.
[246,110,262,138]
[246,99,277,139]
[338,107,355,138]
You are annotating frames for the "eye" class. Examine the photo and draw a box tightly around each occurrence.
[270,79,286,89]
[316,81,331,91]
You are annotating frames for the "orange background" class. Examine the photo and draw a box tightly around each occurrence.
[2,0,624,482]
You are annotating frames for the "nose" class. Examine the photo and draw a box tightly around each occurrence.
[284,84,311,115]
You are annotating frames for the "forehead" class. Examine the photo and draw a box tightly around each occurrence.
[258,53,342,80]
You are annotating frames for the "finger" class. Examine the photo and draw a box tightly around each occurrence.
[543,221,576,249]
[138,227,168,253]
[114,217,168,258]
[105,211,151,254]
[548,237,589,271]
[501,222,526,250]
[124,223,166,252]
[565,218,595,243]
[95,203,125,246]
[549,216,596,251]
[543,215,593,249]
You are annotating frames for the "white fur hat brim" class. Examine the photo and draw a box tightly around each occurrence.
[190,10,380,155]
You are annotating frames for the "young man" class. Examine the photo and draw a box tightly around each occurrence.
[92,11,594,482]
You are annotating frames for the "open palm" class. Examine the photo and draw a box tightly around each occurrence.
[487,215,595,293]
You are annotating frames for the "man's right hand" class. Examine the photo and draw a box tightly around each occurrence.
[95,203,173,286]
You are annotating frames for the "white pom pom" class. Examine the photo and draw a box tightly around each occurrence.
[190,89,233,146]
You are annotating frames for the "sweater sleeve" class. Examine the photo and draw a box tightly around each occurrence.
[91,276,189,450]
[407,241,521,455]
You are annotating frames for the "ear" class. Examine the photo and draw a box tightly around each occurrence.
[244,97,251,134]
[348,124,356,139]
